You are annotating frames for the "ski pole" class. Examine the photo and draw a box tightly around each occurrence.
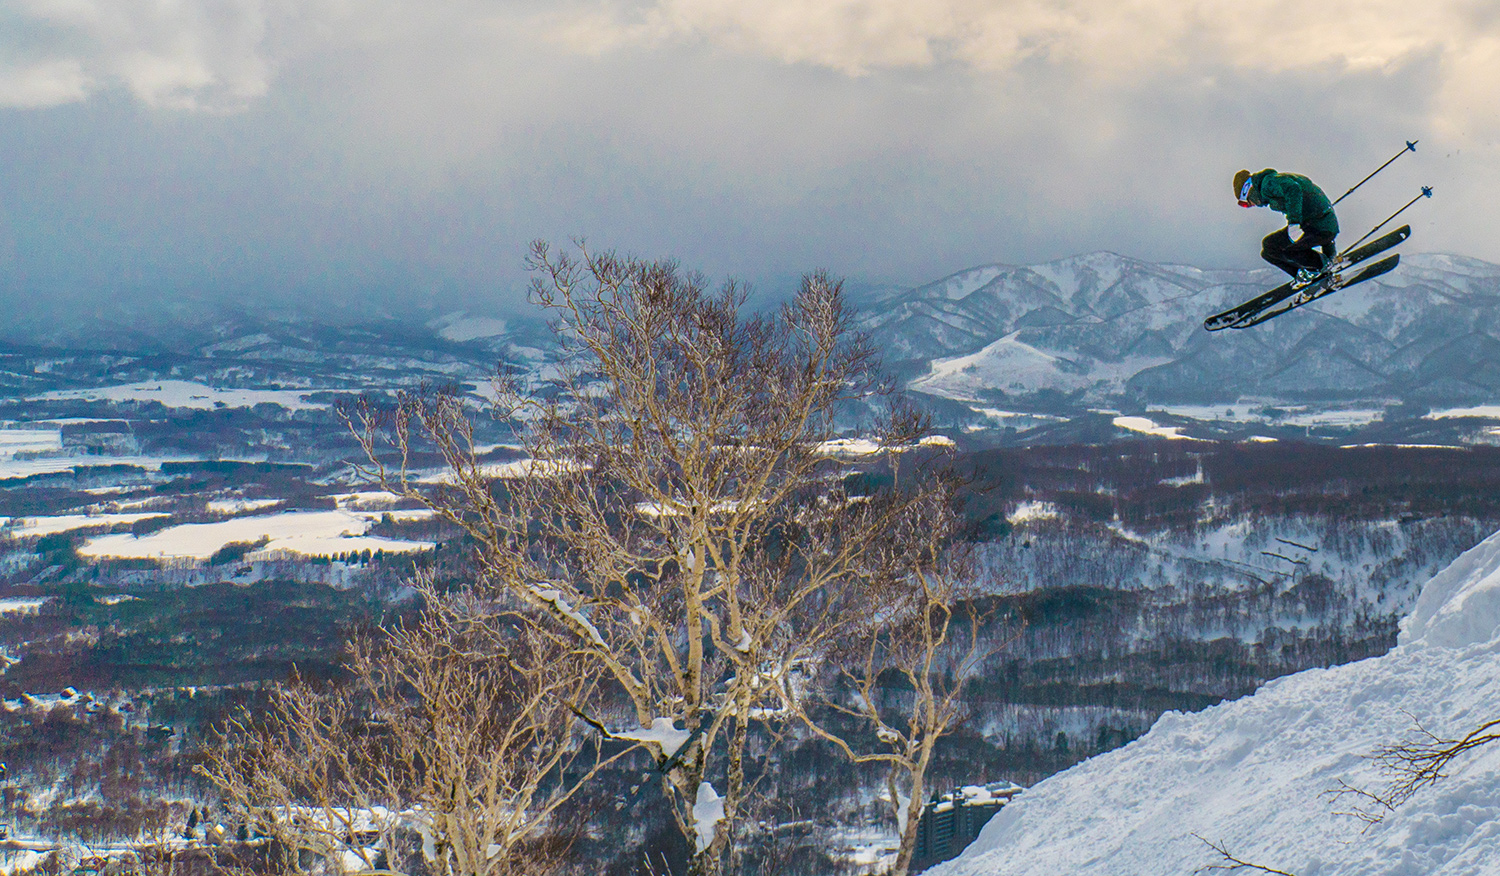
[1340,186,1433,255]
[1331,140,1418,207]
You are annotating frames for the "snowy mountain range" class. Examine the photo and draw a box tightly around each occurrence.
[860,251,1500,431]
[8,249,1500,446]
[932,526,1500,876]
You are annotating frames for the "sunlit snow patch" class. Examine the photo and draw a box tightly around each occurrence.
[0,428,62,454]
[206,498,283,514]
[0,597,51,616]
[1111,416,1199,440]
[432,314,509,342]
[417,458,590,482]
[818,438,884,455]
[78,509,435,561]
[1009,501,1061,523]
[1,512,169,538]
[1425,405,1500,420]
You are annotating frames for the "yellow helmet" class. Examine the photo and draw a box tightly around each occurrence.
[1234,169,1253,207]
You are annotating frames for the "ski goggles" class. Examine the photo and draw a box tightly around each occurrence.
[1238,177,1254,207]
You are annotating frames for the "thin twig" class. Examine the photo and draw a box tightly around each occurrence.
[1192,835,1298,876]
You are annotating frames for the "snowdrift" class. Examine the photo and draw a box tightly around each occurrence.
[933,531,1500,876]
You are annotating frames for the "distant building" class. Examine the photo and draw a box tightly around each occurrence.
[912,781,1023,872]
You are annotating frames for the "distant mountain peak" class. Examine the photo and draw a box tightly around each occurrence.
[858,249,1500,415]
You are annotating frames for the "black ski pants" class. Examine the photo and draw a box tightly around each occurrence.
[1262,227,1336,278]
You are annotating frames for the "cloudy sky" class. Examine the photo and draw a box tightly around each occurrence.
[1,0,1496,322]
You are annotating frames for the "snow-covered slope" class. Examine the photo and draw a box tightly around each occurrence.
[933,530,1500,876]
[865,251,1500,408]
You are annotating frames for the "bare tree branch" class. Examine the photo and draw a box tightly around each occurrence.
[1325,711,1500,827]
[1192,835,1298,876]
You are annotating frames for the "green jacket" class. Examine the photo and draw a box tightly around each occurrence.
[1250,169,1338,236]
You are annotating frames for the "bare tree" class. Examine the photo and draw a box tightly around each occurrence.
[790,480,1011,876]
[201,573,623,876]
[347,242,949,876]
[1326,712,1500,827]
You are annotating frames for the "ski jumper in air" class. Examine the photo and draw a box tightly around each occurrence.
[1234,168,1339,283]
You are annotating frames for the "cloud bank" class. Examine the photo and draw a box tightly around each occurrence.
[0,0,1496,323]
[0,0,300,111]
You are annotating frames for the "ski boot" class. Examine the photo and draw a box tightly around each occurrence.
[1292,266,1323,289]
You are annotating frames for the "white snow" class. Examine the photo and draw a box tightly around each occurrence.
[911,333,1090,401]
[418,458,590,482]
[37,380,328,411]
[528,585,607,647]
[932,529,1500,876]
[1009,501,1061,523]
[0,597,50,615]
[432,314,509,342]
[818,438,884,455]
[1111,416,1199,441]
[614,717,692,758]
[1426,405,1500,421]
[334,491,402,509]
[0,449,219,481]
[0,429,62,454]
[206,497,283,514]
[77,509,435,560]
[692,782,726,853]
[1,512,169,537]
[95,594,139,605]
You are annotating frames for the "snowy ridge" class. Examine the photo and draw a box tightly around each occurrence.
[864,250,1500,410]
[933,529,1500,876]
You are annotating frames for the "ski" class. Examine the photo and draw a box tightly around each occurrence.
[1203,224,1410,332]
[1229,254,1400,329]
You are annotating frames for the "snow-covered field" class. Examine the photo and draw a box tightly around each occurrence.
[0,428,62,454]
[934,529,1500,876]
[36,380,331,411]
[0,512,169,537]
[77,508,436,560]
[1110,416,1198,441]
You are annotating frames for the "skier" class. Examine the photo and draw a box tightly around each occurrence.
[1234,168,1339,284]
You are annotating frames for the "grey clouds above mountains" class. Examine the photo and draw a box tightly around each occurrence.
[1,1,1496,323]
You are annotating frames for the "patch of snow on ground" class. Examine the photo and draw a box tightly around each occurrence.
[38,380,329,411]
[434,315,508,342]
[931,528,1500,876]
[1111,416,1199,441]
[334,491,402,509]
[0,429,62,454]
[1426,405,1500,420]
[1276,407,1386,428]
[1,513,169,538]
[0,453,191,481]
[0,597,51,615]
[819,438,883,455]
[77,509,435,560]
[418,458,590,482]
[1009,501,1061,523]
[206,498,283,514]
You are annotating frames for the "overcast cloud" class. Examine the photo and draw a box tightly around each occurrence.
[1,0,1496,323]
